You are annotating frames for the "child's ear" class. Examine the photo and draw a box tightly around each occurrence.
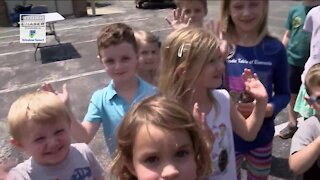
[10,138,23,149]
[126,160,136,177]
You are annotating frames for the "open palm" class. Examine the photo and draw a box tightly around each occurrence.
[165,8,191,30]
[242,68,267,101]
[40,83,69,105]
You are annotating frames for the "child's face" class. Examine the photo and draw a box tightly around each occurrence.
[305,86,320,111]
[14,120,71,166]
[138,42,160,71]
[180,1,206,27]
[229,0,265,34]
[99,42,138,83]
[130,124,197,180]
[194,53,225,90]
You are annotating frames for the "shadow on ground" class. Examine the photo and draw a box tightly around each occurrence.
[38,43,81,63]
[270,155,293,179]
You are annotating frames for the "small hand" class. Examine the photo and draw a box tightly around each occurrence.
[40,83,69,105]
[242,68,268,102]
[165,8,191,30]
[193,103,215,144]
[205,20,221,37]
[206,20,229,59]
[0,160,16,179]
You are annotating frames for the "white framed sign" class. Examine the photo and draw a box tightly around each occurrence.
[20,14,46,43]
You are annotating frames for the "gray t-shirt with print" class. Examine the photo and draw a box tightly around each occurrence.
[7,143,104,180]
[290,115,320,180]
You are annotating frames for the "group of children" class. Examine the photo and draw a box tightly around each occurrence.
[3,0,320,179]
[281,1,320,179]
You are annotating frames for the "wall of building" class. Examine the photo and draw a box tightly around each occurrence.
[5,0,74,16]
[0,0,10,26]
[2,0,87,26]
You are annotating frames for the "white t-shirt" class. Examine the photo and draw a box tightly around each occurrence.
[301,6,320,83]
[205,89,237,180]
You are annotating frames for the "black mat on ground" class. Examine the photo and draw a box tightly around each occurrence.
[39,43,81,64]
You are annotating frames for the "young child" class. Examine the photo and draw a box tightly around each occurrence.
[134,30,160,85]
[220,0,290,179]
[158,27,268,179]
[280,0,320,139]
[111,94,212,179]
[294,5,320,122]
[6,91,104,179]
[289,63,320,179]
[41,23,157,155]
[165,0,207,29]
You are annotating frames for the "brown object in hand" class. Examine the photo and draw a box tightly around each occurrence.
[239,91,254,103]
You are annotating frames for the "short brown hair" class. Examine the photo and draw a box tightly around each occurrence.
[7,91,71,142]
[97,23,138,55]
[305,63,320,96]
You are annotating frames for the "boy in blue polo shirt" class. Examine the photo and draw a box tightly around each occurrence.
[42,23,157,154]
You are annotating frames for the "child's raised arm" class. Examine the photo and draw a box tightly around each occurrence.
[165,8,191,30]
[193,102,215,148]
[289,136,320,175]
[40,83,100,144]
[230,68,268,141]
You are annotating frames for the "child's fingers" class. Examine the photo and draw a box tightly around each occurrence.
[165,17,172,25]
[46,83,55,93]
[219,40,228,59]
[215,21,221,36]
[205,22,210,31]
[173,9,177,20]
[242,68,254,80]
[41,83,52,92]
[182,15,189,24]
[62,83,68,94]
[175,8,181,20]
[210,20,218,34]
[180,9,186,22]
[39,84,46,91]
[186,18,192,26]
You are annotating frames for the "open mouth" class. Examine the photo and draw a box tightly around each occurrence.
[44,145,63,156]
